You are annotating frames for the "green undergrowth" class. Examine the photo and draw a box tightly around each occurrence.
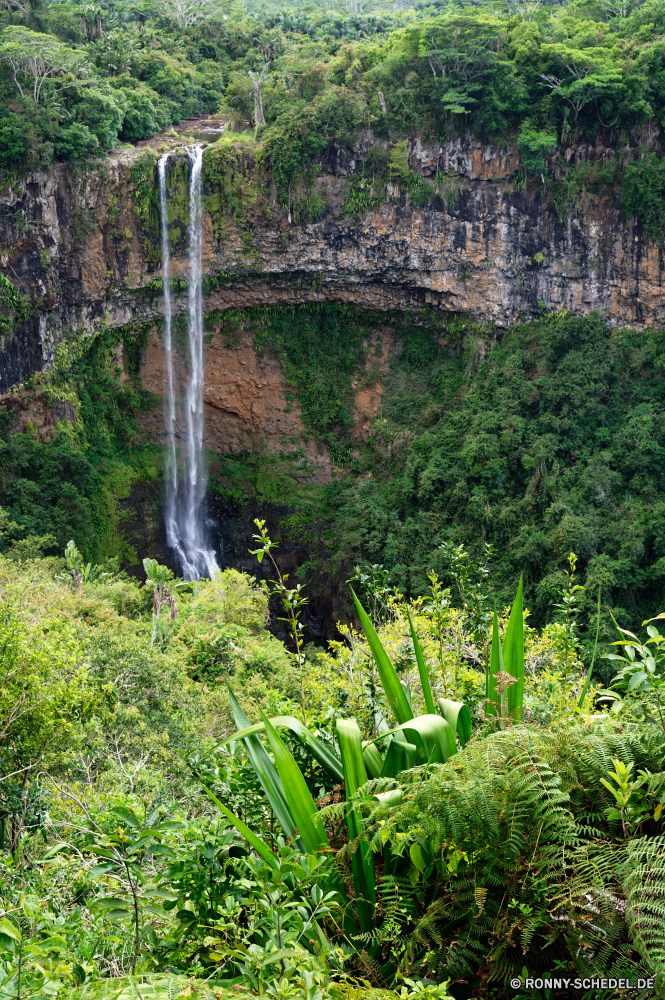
[212,450,311,505]
[0,322,160,562]
[326,311,665,645]
[210,304,665,652]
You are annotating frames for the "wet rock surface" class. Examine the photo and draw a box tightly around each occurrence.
[0,127,662,395]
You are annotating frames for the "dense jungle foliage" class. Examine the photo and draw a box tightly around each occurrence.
[2,531,665,1000]
[2,0,665,236]
[4,0,665,992]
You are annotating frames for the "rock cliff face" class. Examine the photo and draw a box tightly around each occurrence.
[0,129,662,409]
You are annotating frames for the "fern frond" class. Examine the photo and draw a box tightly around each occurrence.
[624,833,665,982]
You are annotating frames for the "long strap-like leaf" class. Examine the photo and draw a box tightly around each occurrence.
[362,741,384,779]
[197,780,280,870]
[504,575,524,720]
[407,610,436,715]
[398,714,457,763]
[219,715,344,784]
[262,714,329,855]
[437,697,472,747]
[350,587,413,725]
[380,737,416,778]
[336,718,376,932]
[578,589,601,708]
[486,599,504,718]
[228,689,298,843]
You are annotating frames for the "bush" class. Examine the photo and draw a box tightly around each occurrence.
[54,122,100,160]
[74,88,126,150]
[119,90,158,142]
[0,112,26,168]
[263,87,363,209]
[620,151,665,242]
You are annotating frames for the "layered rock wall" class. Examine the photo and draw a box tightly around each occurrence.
[0,130,662,397]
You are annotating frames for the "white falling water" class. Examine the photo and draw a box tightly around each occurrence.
[157,146,219,580]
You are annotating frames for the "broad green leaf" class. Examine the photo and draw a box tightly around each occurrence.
[198,779,280,870]
[88,862,117,877]
[0,917,20,942]
[410,843,426,873]
[380,737,416,778]
[398,714,457,763]
[486,600,504,718]
[150,844,176,859]
[336,718,376,932]
[262,714,328,854]
[108,806,141,831]
[579,589,601,708]
[362,741,384,779]
[350,587,413,725]
[127,835,154,854]
[228,689,298,844]
[407,610,436,715]
[89,897,130,911]
[437,697,472,748]
[504,575,524,720]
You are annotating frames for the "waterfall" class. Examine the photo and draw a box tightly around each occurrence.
[157,146,219,581]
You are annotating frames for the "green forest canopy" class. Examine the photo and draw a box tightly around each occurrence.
[1,0,665,182]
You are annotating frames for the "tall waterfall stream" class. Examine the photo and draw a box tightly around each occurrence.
[158,147,220,580]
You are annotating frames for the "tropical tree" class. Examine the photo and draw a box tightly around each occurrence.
[0,27,88,110]
[55,539,113,592]
[148,0,228,28]
[539,44,622,120]
[142,558,187,646]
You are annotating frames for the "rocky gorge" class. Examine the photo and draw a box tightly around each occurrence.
[0,125,663,635]
[0,127,661,404]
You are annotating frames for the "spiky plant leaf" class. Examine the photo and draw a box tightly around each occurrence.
[362,740,384,779]
[197,779,280,870]
[380,736,416,778]
[262,713,328,853]
[398,714,457,763]
[228,688,298,844]
[350,587,413,725]
[437,697,472,747]
[336,718,376,931]
[504,575,524,720]
[486,600,504,717]
[407,610,436,715]
[220,713,344,784]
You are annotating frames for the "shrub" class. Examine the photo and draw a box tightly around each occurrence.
[54,122,100,160]
[0,112,26,168]
[74,88,126,150]
[119,91,157,142]
[263,87,363,210]
[620,151,665,242]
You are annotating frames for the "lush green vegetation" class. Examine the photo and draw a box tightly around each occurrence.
[4,0,665,236]
[3,526,665,999]
[208,306,665,671]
